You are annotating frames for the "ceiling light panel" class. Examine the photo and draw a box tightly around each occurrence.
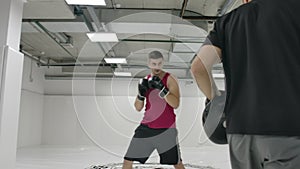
[65,0,106,6]
[114,72,132,77]
[104,58,127,64]
[86,32,118,42]
[212,73,225,78]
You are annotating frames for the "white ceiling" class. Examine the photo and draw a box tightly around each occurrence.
[20,0,242,79]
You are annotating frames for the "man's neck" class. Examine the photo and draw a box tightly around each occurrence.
[151,71,165,79]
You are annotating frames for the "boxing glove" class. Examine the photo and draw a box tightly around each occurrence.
[137,78,149,101]
[148,76,169,98]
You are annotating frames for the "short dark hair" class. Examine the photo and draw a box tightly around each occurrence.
[148,50,163,59]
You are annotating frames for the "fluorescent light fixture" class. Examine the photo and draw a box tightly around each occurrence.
[114,72,132,77]
[212,73,225,78]
[104,58,127,64]
[86,32,118,42]
[65,0,106,6]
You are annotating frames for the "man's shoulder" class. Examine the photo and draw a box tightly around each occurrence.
[144,74,151,79]
[218,2,256,21]
[165,73,178,83]
[165,72,172,79]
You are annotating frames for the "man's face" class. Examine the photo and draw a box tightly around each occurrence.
[148,58,164,75]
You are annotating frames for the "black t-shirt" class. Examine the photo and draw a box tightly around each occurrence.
[206,0,300,136]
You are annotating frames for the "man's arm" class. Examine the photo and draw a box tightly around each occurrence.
[165,75,180,109]
[134,78,149,112]
[191,45,222,100]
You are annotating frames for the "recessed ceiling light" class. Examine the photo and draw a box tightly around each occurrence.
[86,32,118,42]
[65,0,106,6]
[104,58,127,64]
[114,72,132,77]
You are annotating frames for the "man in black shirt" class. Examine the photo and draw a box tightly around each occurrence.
[191,0,300,168]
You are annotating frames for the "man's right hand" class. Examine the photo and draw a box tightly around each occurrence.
[137,78,149,101]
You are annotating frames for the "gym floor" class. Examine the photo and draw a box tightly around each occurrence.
[16,145,231,169]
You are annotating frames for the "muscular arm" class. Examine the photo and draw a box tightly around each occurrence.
[165,75,180,109]
[190,45,222,100]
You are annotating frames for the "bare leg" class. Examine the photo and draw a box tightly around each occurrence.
[122,159,133,169]
[173,161,185,169]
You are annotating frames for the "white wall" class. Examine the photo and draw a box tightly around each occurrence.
[42,78,225,149]
[17,60,225,148]
[17,57,45,148]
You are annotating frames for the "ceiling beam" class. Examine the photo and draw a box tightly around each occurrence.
[32,21,77,61]
[179,0,189,18]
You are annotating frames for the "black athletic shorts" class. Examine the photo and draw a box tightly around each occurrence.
[124,124,182,164]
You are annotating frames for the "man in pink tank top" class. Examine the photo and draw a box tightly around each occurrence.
[122,51,185,169]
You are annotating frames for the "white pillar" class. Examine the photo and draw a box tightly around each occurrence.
[0,0,24,168]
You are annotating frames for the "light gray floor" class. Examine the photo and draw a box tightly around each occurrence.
[16,145,231,169]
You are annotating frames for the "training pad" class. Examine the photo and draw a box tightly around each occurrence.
[202,90,227,144]
[85,163,217,169]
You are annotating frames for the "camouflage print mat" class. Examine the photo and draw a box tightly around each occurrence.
[85,163,217,169]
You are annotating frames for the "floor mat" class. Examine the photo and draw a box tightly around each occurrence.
[85,163,218,169]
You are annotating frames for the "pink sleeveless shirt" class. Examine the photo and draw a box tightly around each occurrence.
[141,72,176,129]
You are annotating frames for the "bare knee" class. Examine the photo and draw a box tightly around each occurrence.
[122,159,133,169]
[173,161,185,169]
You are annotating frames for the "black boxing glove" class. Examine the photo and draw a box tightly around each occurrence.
[148,76,169,98]
[137,78,149,101]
